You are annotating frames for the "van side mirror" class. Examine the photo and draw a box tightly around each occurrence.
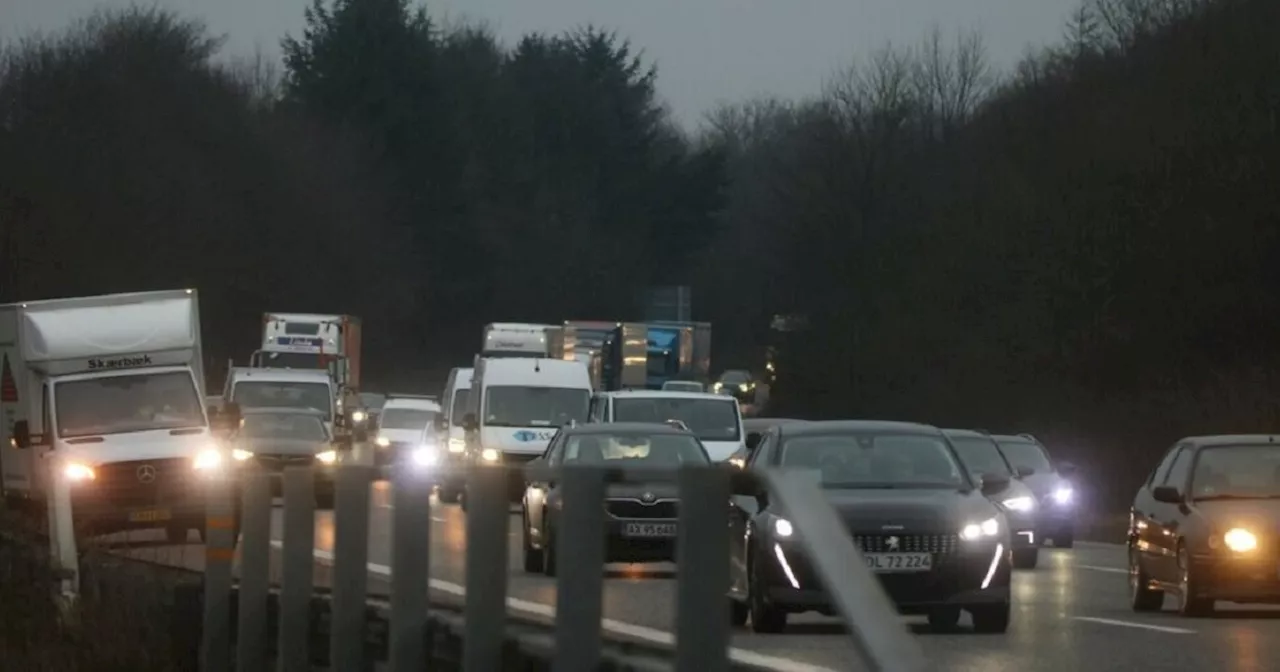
[1152,485,1182,504]
[1016,466,1035,478]
[12,420,31,449]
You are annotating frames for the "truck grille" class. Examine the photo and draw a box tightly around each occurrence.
[605,498,679,519]
[852,533,960,555]
[90,458,195,507]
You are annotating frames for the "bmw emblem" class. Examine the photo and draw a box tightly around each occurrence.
[641,491,656,503]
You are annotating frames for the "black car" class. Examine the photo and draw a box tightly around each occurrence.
[229,407,340,508]
[729,420,1013,633]
[1129,435,1280,616]
[712,369,756,403]
[944,429,1041,569]
[520,422,711,576]
[991,433,1077,547]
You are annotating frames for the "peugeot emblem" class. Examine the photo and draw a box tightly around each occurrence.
[137,465,157,483]
[640,491,656,504]
[886,536,901,551]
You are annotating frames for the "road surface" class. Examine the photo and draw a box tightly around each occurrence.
[105,480,1280,672]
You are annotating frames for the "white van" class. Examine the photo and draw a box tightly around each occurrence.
[587,390,745,461]
[223,367,336,435]
[436,367,473,502]
[373,395,441,465]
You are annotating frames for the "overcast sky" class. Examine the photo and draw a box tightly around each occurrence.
[1,0,1076,128]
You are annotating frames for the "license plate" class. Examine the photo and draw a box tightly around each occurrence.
[623,522,677,538]
[128,509,172,523]
[864,552,932,572]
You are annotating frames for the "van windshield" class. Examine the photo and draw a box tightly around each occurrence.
[483,386,589,427]
[612,397,741,442]
[450,388,471,424]
[56,371,205,438]
[234,381,332,420]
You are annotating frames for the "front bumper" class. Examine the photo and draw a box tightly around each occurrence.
[760,539,1011,614]
[1003,511,1039,549]
[1189,553,1280,603]
[604,519,679,563]
[68,459,211,532]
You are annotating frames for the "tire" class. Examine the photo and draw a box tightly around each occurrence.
[522,512,543,573]
[927,607,961,631]
[1176,544,1213,616]
[1128,547,1164,612]
[1011,548,1039,569]
[747,550,787,633]
[969,601,1011,633]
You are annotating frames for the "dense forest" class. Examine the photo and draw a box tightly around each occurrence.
[1,0,1277,505]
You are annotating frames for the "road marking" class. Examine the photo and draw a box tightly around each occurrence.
[1073,616,1195,634]
[1078,564,1128,574]
[430,516,447,523]
[270,540,839,672]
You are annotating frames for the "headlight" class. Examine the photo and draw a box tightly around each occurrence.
[352,410,367,423]
[448,437,466,453]
[712,382,723,391]
[193,449,224,471]
[316,450,337,464]
[773,518,794,538]
[412,445,438,467]
[232,449,254,461]
[480,448,500,463]
[1002,496,1035,512]
[729,457,745,469]
[1052,487,1073,505]
[1224,528,1258,552]
[375,436,391,448]
[738,383,749,392]
[961,517,1000,541]
[64,462,95,482]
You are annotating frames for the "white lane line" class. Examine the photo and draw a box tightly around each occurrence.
[268,541,837,672]
[1078,564,1128,574]
[430,516,447,523]
[1073,616,1195,634]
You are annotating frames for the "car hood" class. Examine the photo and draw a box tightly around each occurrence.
[240,438,329,456]
[377,428,421,444]
[822,488,1001,532]
[1193,499,1280,527]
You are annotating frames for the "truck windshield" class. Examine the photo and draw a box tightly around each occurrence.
[380,408,438,430]
[56,371,204,438]
[483,386,589,427]
[234,381,332,420]
[450,388,471,424]
[256,351,331,370]
[612,397,741,442]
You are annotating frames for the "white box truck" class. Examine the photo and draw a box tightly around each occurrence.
[0,289,224,544]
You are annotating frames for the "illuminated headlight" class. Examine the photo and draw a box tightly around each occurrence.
[193,449,224,471]
[1224,528,1258,552]
[712,382,723,392]
[738,383,749,392]
[448,437,466,454]
[232,449,254,461]
[961,517,1000,541]
[412,445,439,467]
[1001,496,1035,512]
[64,462,96,482]
[316,450,337,465]
[480,448,500,463]
[375,436,391,448]
[1052,487,1074,505]
[351,410,367,424]
[729,457,745,469]
[773,518,794,538]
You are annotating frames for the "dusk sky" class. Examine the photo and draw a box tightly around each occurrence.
[2,0,1077,128]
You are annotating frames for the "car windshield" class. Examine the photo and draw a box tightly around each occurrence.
[995,439,1053,474]
[56,371,205,438]
[239,413,328,441]
[719,370,751,384]
[450,388,471,424]
[1191,445,1280,500]
[612,397,741,442]
[780,432,968,489]
[949,436,1013,478]
[234,381,332,421]
[380,407,438,430]
[562,432,709,465]
[483,386,589,427]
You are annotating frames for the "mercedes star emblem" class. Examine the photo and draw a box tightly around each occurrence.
[640,491,656,503]
[137,464,157,483]
[886,535,901,551]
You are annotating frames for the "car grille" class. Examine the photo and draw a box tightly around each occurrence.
[605,498,679,519]
[90,458,194,507]
[253,454,316,472]
[852,533,960,555]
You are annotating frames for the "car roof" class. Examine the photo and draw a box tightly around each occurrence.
[745,417,807,430]
[780,420,942,436]
[1178,435,1280,448]
[601,390,733,401]
[571,422,694,436]
[943,428,993,439]
[241,407,328,417]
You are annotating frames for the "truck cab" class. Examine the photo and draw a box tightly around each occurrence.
[253,313,361,392]
[0,289,224,544]
[587,390,745,461]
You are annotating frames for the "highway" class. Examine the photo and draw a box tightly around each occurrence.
[100,477,1280,672]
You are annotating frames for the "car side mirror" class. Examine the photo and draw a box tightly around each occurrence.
[1057,461,1077,477]
[1152,485,1182,504]
[746,432,763,451]
[1016,466,1035,478]
[12,420,31,449]
[980,473,1011,496]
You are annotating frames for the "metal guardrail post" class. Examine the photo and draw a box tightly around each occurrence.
[331,465,374,672]
[279,467,316,672]
[760,469,927,672]
[389,469,431,672]
[236,470,271,672]
[200,472,236,672]
[48,458,79,600]
[463,465,509,672]
[675,465,731,672]
[553,465,606,672]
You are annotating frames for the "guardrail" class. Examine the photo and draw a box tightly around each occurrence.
[46,460,926,671]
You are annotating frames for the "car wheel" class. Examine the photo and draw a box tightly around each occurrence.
[522,512,543,573]
[542,522,558,578]
[747,551,787,633]
[729,598,749,627]
[1176,543,1213,616]
[1128,547,1163,612]
[1011,548,1039,570]
[969,601,1011,633]
[927,607,961,631]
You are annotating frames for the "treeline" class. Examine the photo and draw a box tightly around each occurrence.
[1,0,1277,504]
